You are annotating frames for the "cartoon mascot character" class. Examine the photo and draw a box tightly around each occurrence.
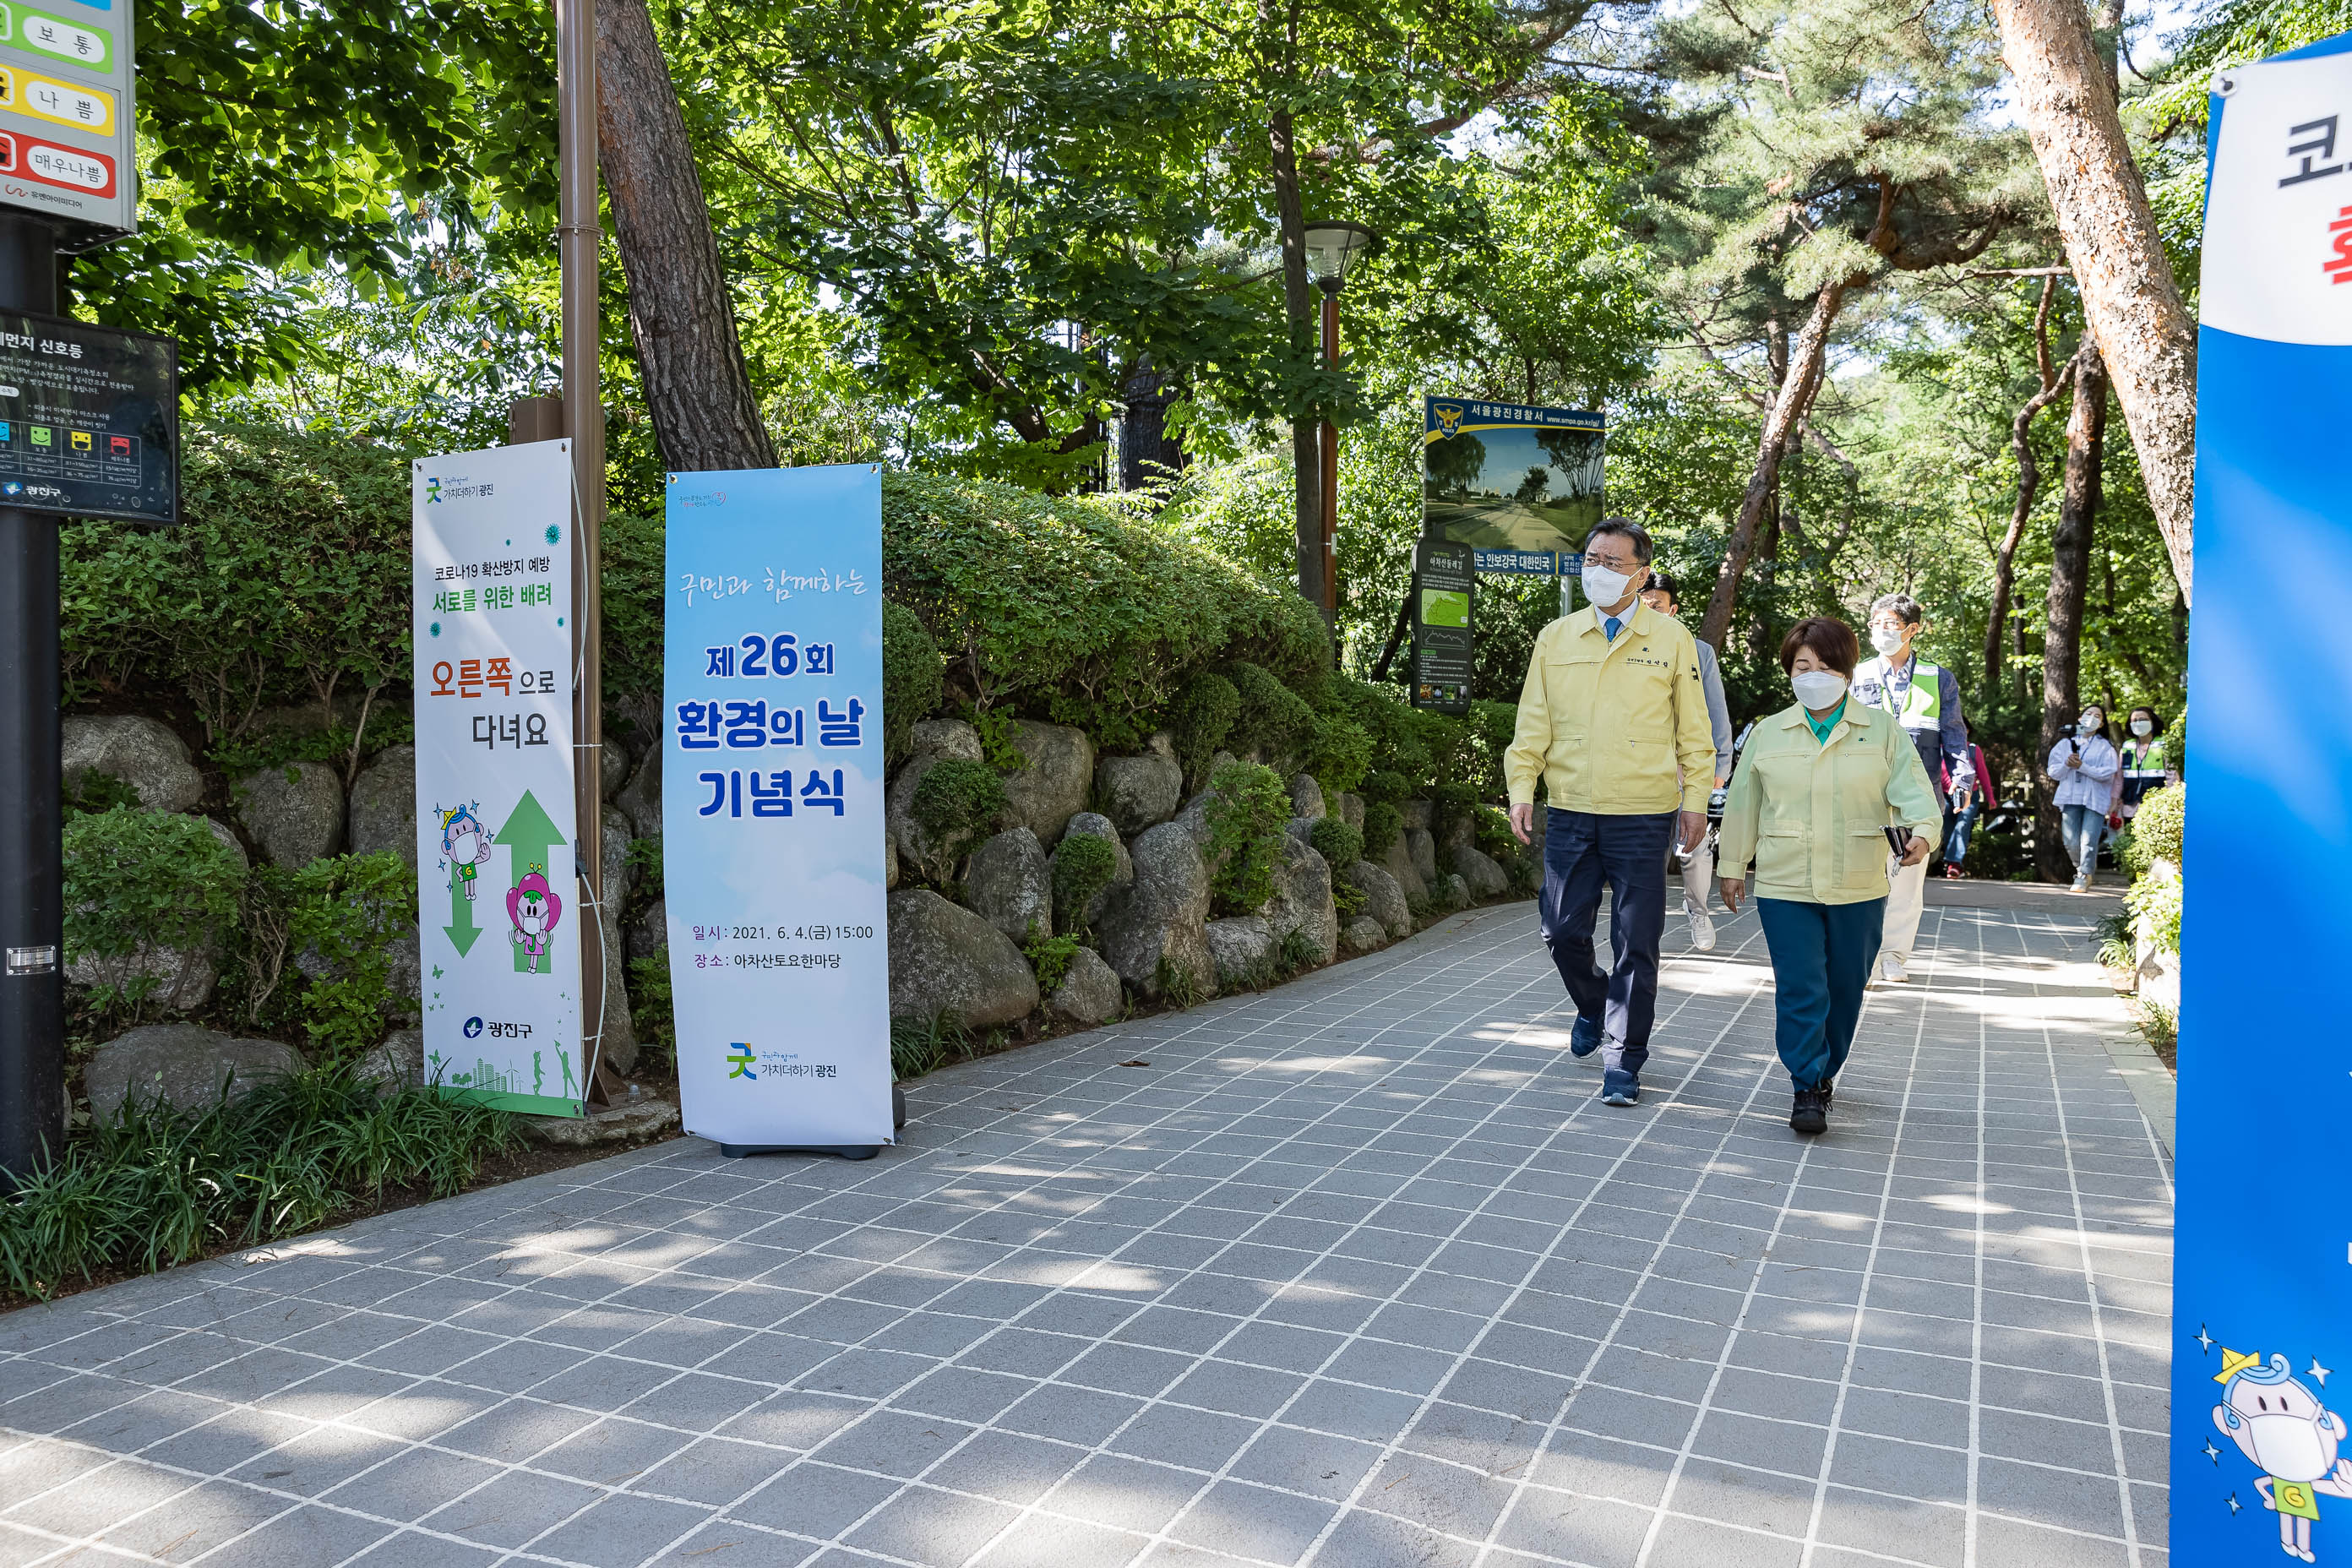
[2215,1349,2352,1560]
[506,868,563,973]
[439,805,493,900]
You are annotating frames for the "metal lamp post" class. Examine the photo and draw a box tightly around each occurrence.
[1300,220,1375,623]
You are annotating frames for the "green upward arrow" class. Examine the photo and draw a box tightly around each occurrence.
[443,863,483,956]
[498,788,569,975]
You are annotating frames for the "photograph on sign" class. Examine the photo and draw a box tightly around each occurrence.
[411,441,584,1118]
[0,309,173,522]
[663,465,893,1152]
[1423,396,1603,574]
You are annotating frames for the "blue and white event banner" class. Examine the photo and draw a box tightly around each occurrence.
[2176,35,2352,1563]
[411,440,584,1117]
[663,466,893,1151]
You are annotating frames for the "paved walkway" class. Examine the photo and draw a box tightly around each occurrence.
[1,890,2173,1568]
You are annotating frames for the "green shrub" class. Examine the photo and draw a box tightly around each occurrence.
[1309,817,1364,872]
[1223,662,1317,765]
[2123,784,2184,877]
[1204,760,1291,915]
[1358,768,1413,806]
[63,808,244,1027]
[881,472,1326,748]
[1052,832,1119,935]
[1334,878,1367,921]
[1363,801,1404,859]
[237,853,416,1059]
[63,770,143,818]
[1430,783,1483,846]
[1024,928,1085,993]
[627,956,674,1075]
[882,602,945,764]
[62,422,412,742]
[969,706,1026,773]
[1466,700,1521,796]
[910,759,1007,860]
[0,1062,517,1302]
[2126,867,2182,956]
[1171,669,1240,780]
[1308,712,1373,798]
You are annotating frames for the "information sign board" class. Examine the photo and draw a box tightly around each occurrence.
[663,465,894,1153]
[0,0,134,233]
[1422,396,1603,574]
[1411,538,1474,715]
[411,441,584,1118]
[0,308,170,521]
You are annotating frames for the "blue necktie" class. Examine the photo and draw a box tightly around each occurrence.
[1604,616,1621,640]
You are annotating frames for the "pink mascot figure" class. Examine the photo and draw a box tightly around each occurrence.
[506,868,564,973]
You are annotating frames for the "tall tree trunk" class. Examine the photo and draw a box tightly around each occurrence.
[2037,344,2108,879]
[1990,0,2196,602]
[595,0,776,472]
[1264,12,1322,617]
[1700,276,1852,648]
[1984,279,2067,691]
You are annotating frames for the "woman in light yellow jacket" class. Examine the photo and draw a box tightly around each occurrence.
[1717,618,1944,1135]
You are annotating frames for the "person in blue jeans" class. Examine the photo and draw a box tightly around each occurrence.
[2046,705,2121,892]
[1715,618,1943,1135]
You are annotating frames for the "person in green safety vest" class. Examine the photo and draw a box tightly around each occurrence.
[2119,706,2178,823]
[1852,592,1971,983]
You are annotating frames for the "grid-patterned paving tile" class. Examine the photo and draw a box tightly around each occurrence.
[0,892,2172,1567]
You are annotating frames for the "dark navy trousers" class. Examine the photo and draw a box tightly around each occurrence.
[1538,808,1677,1075]
[1755,896,1886,1091]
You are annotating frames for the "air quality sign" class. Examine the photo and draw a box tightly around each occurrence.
[0,309,173,522]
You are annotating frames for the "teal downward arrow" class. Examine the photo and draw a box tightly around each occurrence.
[498,789,568,975]
[444,867,483,956]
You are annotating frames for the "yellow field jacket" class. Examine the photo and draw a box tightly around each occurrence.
[1505,603,1718,814]
[1716,701,1946,906]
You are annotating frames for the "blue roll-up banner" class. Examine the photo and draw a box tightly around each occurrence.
[2176,35,2352,1562]
[662,466,894,1152]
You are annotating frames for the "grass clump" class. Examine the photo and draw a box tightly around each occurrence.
[890,1010,975,1080]
[0,1064,518,1303]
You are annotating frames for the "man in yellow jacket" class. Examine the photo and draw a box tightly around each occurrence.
[1507,520,1718,1106]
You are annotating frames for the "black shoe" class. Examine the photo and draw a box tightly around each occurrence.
[1817,1079,1834,1110]
[1789,1086,1827,1136]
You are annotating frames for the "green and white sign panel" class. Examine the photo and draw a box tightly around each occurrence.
[411,440,584,1117]
[0,0,137,234]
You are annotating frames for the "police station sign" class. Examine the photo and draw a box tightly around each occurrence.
[409,441,583,1116]
[662,465,893,1155]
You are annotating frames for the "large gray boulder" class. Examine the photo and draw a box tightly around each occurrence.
[1380,833,1429,906]
[885,830,899,890]
[1402,798,1434,832]
[966,827,1052,945]
[1205,916,1277,989]
[1288,775,1326,821]
[1055,814,1133,932]
[591,808,640,1074]
[1334,792,1365,830]
[358,1026,424,1092]
[1093,821,1216,1001]
[616,743,662,841]
[63,715,202,814]
[886,888,1039,1027]
[347,744,417,870]
[1000,721,1095,844]
[1453,843,1511,900]
[600,734,631,803]
[1342,917,1390,954]
[602,806,635,908]
[1094,746,1184,836]
[1407,825,1439,889]
[236,760,346,867]
[1261,836,1338,968]
[1048,945,1123,1026]
[885,720,988,882]
[1345,860,1413,940]
[85,1025,305,1119]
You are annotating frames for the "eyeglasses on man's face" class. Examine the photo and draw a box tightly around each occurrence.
[1582,552,1640,574]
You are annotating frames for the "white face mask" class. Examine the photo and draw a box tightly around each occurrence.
[2131,719,2153,738]
[1792,670,1849,710]
[2247,1413,2333,1483]
[1870,626,1907,656]
[2081,713,2103,733]
[1582,562,1636,610]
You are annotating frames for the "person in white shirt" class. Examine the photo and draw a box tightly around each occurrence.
[2047,705,2121,892]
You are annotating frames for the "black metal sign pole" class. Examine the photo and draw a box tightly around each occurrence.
[0,212,60,1188]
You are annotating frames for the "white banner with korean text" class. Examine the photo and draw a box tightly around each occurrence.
[664,466,893,1152]
[411,441,584,1116]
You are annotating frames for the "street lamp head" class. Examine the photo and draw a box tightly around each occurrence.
[1302,220,1376,291]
